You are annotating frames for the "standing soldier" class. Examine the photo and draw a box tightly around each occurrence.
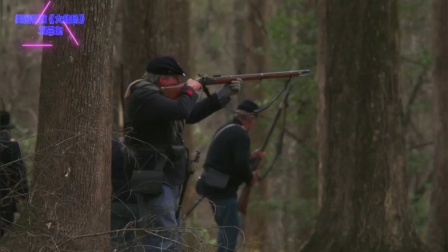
[124,56,241,251]
[0,110,28,238]
[195,100,266,252]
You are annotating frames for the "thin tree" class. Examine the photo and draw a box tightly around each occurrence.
[1,1,114,250]
[235,0,273,250]
[301,1,428,251]
[426,0,448,251]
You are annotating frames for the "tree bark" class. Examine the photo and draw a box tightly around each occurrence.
[426,0,448,251]
[112,0,124,134]
[1,1,114,250]
[121,0,195,249]
[315,0,327,211]
[237,0,273,250]
[300,1,428,251]
[122,0,191,87]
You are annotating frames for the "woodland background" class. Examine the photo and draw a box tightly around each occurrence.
[0,0,446,251]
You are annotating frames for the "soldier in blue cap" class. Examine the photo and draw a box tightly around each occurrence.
[0,110,28,238]
[124,56,241,251]
[195,100,266,252]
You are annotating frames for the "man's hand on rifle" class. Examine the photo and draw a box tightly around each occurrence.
[251,169,261,185]
[217,78,242,97]
[249,148,265,185]
[187,78,203,92]
[251,148,266,161]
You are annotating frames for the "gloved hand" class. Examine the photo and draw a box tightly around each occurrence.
[217,78,242,97]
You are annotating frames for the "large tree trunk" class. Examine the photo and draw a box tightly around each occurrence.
[300,1,427,252]
[121,0,195,249]
[122,0,191,87]
[426,0,448,251]
[1,1,114,250]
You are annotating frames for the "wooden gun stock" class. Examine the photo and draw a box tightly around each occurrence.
[238,156,261,216]
[238,184,252,216]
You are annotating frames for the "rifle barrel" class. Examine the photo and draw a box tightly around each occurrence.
[208,70,309,85]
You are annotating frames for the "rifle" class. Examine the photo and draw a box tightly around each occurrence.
[161,70,310,99]
[238,78,292,216]
[176,150,200,219]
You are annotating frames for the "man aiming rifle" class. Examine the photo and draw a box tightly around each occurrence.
[123,56,241,251]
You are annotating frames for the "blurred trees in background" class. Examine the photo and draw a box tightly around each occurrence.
[0,0,442,251]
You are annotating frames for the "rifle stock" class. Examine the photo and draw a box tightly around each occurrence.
[238,157,261,215]
[238,184,252,215]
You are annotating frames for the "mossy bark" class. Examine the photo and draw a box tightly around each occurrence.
[301,1,428,251]
[426,0,448,251]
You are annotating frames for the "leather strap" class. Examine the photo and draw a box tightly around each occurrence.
[212,123,242,141]
[135,80,161,92]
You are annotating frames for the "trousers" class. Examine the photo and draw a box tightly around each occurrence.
[210,197,241,252]
[0,207,14,238]
[133,183,182,252]
[111,202,139,249]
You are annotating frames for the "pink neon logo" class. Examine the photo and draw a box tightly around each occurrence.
[22,1,82,48]
[34,1,51,25]
[62,21,79,46]
[22,44,52,47]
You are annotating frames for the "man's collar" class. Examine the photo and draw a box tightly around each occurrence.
[232,118,243,125]
[232,118,248,130]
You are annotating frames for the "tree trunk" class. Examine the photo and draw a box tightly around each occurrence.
[300,1,428,251]
[122,0,191,87]
[1,1,114,250]
[237,0,273,250]
[121,0,195,249]
[112,0,124,134]
[426,0,448,251]
[315,0,327,211]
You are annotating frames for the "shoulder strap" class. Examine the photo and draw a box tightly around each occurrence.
[124,79,160,100]
[171,120,185,145]
[135,80,160,92]
[212,123,242,141]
